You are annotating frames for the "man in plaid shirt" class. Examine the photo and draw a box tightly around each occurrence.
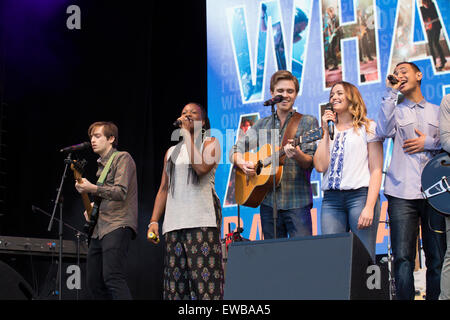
[230,70,319,239]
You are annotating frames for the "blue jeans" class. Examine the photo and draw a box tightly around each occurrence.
[260,203,312,239]
[321,188,380,263]
[440,216,450,300]
[386,195,446,300]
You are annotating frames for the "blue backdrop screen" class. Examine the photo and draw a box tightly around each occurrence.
[207,0,450,255]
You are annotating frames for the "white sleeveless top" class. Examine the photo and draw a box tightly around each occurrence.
[322,121,382,191]
[162,143,218,235]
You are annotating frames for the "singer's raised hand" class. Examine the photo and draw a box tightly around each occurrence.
[322,109,336,133]
[386,74,402,90]
[176,115,192,131]
[314,110,334,172]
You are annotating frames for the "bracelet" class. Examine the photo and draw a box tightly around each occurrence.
[148,221,159,228]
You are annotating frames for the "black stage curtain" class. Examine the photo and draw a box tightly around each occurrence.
[0,0,207,299]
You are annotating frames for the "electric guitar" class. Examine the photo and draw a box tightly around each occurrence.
[235,127,323,208]
[358,24,367,40]
[424,18,439,31]
[421,152,450,217]
[70,159,101,240]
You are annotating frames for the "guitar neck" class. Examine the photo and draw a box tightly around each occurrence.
[265,136,303,166]
[76,178,93,217]
[278,136,302,157]
[260,128,323,167]
[425,18,439,29]
[81,193,93,216]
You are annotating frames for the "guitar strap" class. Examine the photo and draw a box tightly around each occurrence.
[97,151,119,186]
[281,112,303,146]
[280,112,302,165]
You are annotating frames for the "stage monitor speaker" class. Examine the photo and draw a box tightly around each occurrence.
[0,260,35,300]
[0,255,89,300]
[224,233,387,300]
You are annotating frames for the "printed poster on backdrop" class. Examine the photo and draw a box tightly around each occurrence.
[207,0,450,255]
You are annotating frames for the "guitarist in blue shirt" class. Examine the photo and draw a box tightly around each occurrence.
[230,70,319,239]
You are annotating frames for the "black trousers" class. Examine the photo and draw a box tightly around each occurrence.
[86,227,133,300]
[427,28,446,67]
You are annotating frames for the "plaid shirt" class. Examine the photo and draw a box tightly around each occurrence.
[230,111,319,209]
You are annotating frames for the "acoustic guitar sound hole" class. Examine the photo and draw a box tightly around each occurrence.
[256,161,262,175]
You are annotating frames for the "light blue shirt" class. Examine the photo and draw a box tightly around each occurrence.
[440,94,450,153]
[376,88,441,199]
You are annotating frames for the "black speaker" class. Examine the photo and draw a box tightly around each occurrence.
[0,255,89,300]
[32,258,89,300]
[0,260,35,300]
[224,233,388,300]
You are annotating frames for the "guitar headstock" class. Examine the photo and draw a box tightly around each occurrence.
[300,127,324,144]
[70,159,87,180]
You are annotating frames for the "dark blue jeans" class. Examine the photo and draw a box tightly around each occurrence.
[260,203,312,239]
[321,188,380,263]
[87,227,133,300]
[386,195,446,300]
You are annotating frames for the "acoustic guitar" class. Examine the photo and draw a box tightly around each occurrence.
[70,159,101,240]
[421,151,450,217]
[235,127,323,208]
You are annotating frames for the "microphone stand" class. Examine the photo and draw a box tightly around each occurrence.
[33,205,88,239]
[380,219,396,300]
[233,204,244,241]
[47,152,72,300]
[34,204,88,300]
[57,198,63,299]
[76,231,81,300]
[270,102,279,239]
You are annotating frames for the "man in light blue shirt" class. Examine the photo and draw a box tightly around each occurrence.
[439,94,450,300]
[376,62,446,300]
[440,95,450,153]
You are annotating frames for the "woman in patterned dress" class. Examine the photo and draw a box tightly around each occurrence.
[313,81,383,262]
[148,102,224,300]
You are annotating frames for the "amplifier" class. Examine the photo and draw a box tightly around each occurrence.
[0,235,88,258]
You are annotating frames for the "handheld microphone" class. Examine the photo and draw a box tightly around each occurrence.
[60,142,91,153]
[325,103,334,140]
[387,75,399,85]
[173,116,191,127]
[147,231,160,243]
[263,95,284,106]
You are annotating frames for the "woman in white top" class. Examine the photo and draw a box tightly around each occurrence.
[314,81,383,262]
[148,102,224,300]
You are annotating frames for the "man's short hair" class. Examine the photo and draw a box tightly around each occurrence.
[270,70,299,93]
[88,121,119,148]
[396,61,421,73]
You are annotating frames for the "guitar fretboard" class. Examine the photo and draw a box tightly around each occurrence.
[262,136,304,167]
